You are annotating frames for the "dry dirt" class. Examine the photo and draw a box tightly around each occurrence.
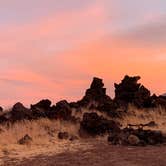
[2,138,166,166]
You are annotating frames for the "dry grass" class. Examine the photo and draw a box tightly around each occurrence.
[0,118,83,165]
[0,119,80,145]
[121,105,166,132]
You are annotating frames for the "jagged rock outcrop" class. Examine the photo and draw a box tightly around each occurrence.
[76,77,119,117]
[48,100,73,121]
[114,75,152,108]
[79,112,120,137]
[31,99,52,118]
[11,102,32,121]
[78,77,112,106]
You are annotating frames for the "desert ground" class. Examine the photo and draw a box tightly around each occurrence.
[0,106,166,166]
[2,138,166,166]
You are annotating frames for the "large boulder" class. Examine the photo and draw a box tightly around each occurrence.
[48,100,72,121]
[79,112,120,137]
[11,102,32,121]
[31,99,52,118]
[114,75,152,108]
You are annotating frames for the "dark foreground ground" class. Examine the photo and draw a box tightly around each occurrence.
[2,139,166,166]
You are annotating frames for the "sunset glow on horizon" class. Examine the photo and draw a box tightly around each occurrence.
[0,0,166,107]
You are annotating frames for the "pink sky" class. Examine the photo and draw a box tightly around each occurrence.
[0,0,166,107]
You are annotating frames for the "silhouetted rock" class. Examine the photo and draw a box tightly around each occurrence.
[79,77,111,106]
[0,107,3,112]
[79,112,120,137]
[48,100,72,121]
[18,134,32,145]
[11,102,32,121]
[151,95,166,108]
[114,75,152,108]
[31,99,52,118]
[77,77,119,117]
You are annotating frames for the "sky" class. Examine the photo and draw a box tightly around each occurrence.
[0,0,166,107]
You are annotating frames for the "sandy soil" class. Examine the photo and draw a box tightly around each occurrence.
[2,138,166,166]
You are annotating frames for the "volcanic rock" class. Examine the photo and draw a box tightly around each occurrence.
[77,77,119,117]
[69,135,79,141]
[31,99,52,118]
[48,100,72,121]
[108,127,166,146]
[0,112,12,123]
[127,134,140,146]
[58,132,69,140]
[18,134,32,145]
[79,112,120,137]
[11,102,32,121]
[114,75,152,108]
[151,95,166,108]
[0,107,3,112]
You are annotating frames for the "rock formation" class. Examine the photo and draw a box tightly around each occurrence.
[79,112,120,137]
[48,100,73,121]
[31,99,52,118]
[114,75,152,108]
[76,77,119,117]
[11,102,32,121]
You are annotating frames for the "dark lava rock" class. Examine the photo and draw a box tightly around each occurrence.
[0,112,12,123]
[127,134,140,146]
[58,132,69,140]
[79,77,113,106]
[18,134,32,145]
[76,77,119,117]
[114,75,152,108]
[108,127,166,146]
[69,135,79,141]
[48,100,72,121]
[31,99,52,118]
[151,95,166,108]
[11,102,32,121]
[0,107,3,112]
[80,112,120,137]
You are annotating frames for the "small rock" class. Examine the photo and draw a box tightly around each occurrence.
[58,132,69,140]
[127,134,140,146]
[18,134,32,145]
[69,135,79,141]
